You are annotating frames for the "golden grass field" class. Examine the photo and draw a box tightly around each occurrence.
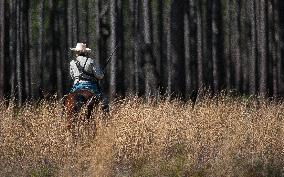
[1,94,284,176]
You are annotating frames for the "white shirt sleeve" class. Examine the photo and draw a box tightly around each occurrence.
[70,60,80,80]
[70,61,75,80]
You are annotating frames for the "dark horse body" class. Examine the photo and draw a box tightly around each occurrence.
[63,89,100,131]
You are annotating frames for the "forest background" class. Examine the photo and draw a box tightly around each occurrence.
[0,0,283,103]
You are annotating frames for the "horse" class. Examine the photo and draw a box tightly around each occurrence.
[63,89,107,135]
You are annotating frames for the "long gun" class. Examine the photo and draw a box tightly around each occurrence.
[103,44,120,71]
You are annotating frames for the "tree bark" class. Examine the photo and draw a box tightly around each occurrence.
[204,0,212,89]
[23,0,30,100]
[240,0,249,92]
[274,0,281,96]
[142,0,158,98]
[0,0,5,99]
[44,0,55,94]
[53,1,63,98]
[109,0,117,99]
[230,0,241,91]
[38,0,45,97]
[224,0,232,90]
[189,0,198,97]
[278,0,284,95]
[29,2,39,100]
[94,0,100,62]
[268,0,277,96]
[133,0,140,95]
[62,0,69,94]
[160,0,171,95]
[67,0,73,47]
[78,0,87,43]
[166,1,172,95]
[171,0,185,97]
[73,1,78,43]
[16,0,23,103]
[151,0,161,83]
[9,0,16,98]
[197,0,203,89]
[248,0,257,95]
[184,1,191,99]
[123,0,135,94]
[211,0,222,92]
[258,0,268,96]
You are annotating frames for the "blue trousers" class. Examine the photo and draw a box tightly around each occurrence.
[71,81,101,95]
[71,81,109,112]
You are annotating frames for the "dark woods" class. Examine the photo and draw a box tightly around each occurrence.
[0,0,284,103]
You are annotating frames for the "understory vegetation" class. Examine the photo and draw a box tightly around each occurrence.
[1,94,284,176]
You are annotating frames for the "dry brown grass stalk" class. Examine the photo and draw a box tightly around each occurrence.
[0,95,284,176]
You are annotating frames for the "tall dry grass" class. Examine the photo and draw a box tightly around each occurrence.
[1,95,284,176]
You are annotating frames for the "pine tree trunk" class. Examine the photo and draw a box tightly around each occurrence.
[73,1,78,43]
[241,0,249,92]
[197,0,203,89]
[166,3,172,95]
[204,0,212,89]
[211,0,221,92]
[249,0,257,94]
[230,0,241,91]
[67,0,73,47]
[23,0,30,100]
[184,1,191,99]
[133,0,140,95]
[189,0,198,97]
[151,0,161,82]
[274,0,281,96]
[61,0,69,94]
[258,0,268,96]
[45,0,55,94]
[29,0,39,99]
[9,0,16,98]
[54,1,63,98]
[29,16,37,100]
[16,0,23,103]
[78,0,87,43]
[142,0,158,98]
[171,0,185,97]
[123,0,135,94]
[224,0,232,90]
[109,0,117,98]
[278,0,284,95]
[38,0,45,97]
[0,0,5,99]
[268,0,277,96]
[160,0,171,94]
[117,0,125,95]
[85,0,90,45]
[94,0,100,62]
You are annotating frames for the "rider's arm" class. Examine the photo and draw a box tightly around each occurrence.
[70,61,75,80]
[70,60,81,81]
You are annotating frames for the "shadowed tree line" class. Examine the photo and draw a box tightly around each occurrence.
[0,0,284,103]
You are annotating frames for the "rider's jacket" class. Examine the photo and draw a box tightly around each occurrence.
[70,56,104,84]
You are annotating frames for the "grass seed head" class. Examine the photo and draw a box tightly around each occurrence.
[0,95,284,176]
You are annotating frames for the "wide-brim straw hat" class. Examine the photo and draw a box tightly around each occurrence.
[70,43,91,52]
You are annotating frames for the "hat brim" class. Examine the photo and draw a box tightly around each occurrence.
[70,48,92,52]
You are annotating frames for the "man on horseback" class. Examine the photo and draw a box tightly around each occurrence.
[69,43,109,113]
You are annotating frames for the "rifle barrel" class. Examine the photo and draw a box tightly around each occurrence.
[103,44,120,69]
